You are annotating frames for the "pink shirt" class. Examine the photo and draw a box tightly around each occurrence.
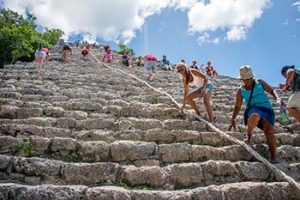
[103,52,115,62]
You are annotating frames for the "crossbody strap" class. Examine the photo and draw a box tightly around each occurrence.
[247,80,256,107]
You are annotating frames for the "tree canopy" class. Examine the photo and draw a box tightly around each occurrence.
[0,8,64,67]
[117,43,135,56]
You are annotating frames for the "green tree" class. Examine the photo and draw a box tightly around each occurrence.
[117,42,135,56]
[0,8,63,67]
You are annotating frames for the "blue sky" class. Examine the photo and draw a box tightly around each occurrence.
[2,0,300,86]
[129,1,300,86]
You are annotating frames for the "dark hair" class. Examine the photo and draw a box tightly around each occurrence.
[281,65,295,75]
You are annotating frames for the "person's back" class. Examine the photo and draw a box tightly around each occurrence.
[62,44,72,62]
[280,65,300,122]
[122,52,130,67]
[102,48,114,63]
[35,47,46,70]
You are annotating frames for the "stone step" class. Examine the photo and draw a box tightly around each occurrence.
[1,123,299,147]
[0,182,295,200]
[1,136,299,165]
[1,155,299,189]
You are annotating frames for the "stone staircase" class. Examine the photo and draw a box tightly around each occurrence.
[0,48,299,199]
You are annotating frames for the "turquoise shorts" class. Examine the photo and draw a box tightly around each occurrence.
[192,83,214,93]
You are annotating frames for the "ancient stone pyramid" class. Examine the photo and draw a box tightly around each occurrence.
[0,48,299,199]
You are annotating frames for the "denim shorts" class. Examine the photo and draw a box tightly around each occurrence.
[144,60,156,73]
[191,83,214,93]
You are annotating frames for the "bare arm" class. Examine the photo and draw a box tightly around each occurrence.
[190,69,208,89]
[181,78,189,110]
[258,79,280,101]
[283,70,295,92]
[228,88,243,131]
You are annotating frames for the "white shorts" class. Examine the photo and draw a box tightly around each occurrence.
[287,91,300,109]
[144,60,156,73]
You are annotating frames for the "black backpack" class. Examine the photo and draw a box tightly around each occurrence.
[292,68,300,92]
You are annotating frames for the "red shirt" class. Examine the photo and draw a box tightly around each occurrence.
[144,54,157,62]
[41,48,50,56]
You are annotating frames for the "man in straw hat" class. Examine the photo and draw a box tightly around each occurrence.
[176,62,214,122]
[228,65,282,163]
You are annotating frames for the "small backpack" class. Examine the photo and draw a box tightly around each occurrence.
[292,68,300,92]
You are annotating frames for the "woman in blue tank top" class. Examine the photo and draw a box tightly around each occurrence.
[228,65,282,163]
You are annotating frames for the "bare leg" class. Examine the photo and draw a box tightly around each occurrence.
[186,90,203,116]
[287,108,300,122]
[203,92,214,122]
[262,119,277,161]
[245,113,260,143]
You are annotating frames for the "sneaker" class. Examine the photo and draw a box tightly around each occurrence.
[270,158,278,164]
[243,136,254,145]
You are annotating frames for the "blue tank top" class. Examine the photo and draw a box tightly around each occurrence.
[241,80,273,109]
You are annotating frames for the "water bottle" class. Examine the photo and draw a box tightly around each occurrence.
[280,105,289,125]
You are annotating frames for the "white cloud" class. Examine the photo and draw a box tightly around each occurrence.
[2,0,270,44]
[226,26,246,41]
[293,1,300,12]
[197,33,220,45]
[188,0,270,41]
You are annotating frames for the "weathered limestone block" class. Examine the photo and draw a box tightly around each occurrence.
[62,163,118,185]
[163,119,189,130]
[144,129,173,143]
[189,182,292,200]
[44,107,65,118]
[27,117,57,127]
[13,157,61,176]
[0,92,22,99]
[56,118,76,129]
[110,141,156,162]
[166,163,204,188]
[172,130,200,144]
[191,145,223,162]
[86,186,131,200]
[128,118,163,130]
[72,101,103,112]
[17,108,44,119]
[277,145,300,162]
[0,136,21,154]
[118,130,142,141]
[8,184,87,200]
[51,138,76,156]
[76,130,116,143]
[223,145,253,161]
[132,190,190,200]
[103,105,122,116]
[77,141,109,162]
[117,119,133,131]
[0,105,19,118]
[0,155,13,170]
[30,137,51,155]
[42,127,72,138]
[64,111,88,120]
[43,95,69,103]
[120,165,167,187]
[235,161,270,181]
[157,143,192,163]
[21,94,43,101]
[76,118,115,130]
[110,99,130,107]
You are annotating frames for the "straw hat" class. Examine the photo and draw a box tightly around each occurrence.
[238,65,254,80]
